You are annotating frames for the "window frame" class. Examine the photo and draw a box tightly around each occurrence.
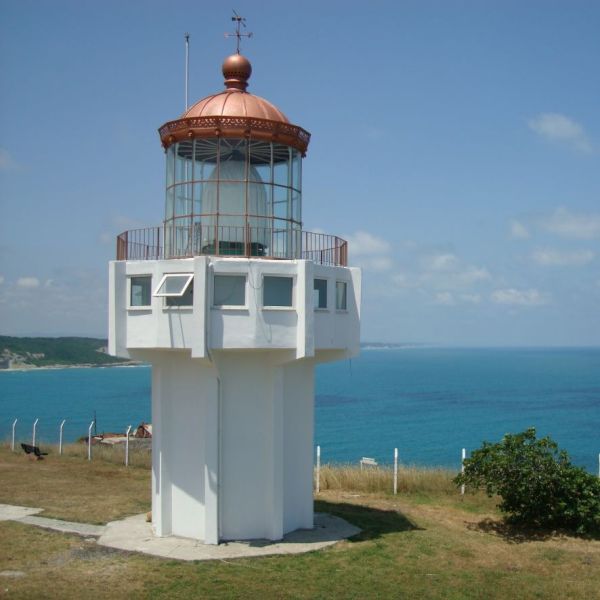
[262,274,295,310]
[153,273,194,297]
[127,275,152,310]
[212,273,248,309]
[313,278,328,311]
[335,280,348,311]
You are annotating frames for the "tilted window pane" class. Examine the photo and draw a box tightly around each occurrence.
[166,284,193,307]
[154,274,194,296]
[313,278,327,309]
[130,276,151,306]
[214,275,246,306]
[336,281,347,310]
[263,276,293,307]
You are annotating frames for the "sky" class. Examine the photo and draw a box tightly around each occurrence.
[0,0,599,346]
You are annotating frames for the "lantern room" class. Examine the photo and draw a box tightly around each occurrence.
[158,54,309,260]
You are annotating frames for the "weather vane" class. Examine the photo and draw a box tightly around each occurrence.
[224,10,253,54]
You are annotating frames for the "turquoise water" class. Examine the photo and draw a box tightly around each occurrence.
[1,348,599,472]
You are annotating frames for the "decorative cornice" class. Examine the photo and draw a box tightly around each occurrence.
[159,116,311,155]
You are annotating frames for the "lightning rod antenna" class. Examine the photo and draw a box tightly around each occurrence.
[184,32,190,111]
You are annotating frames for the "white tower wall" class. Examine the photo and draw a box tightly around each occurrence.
[109,256,360,543]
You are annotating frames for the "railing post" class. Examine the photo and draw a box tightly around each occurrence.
[88,421,95,461]
[11,419,17,452]
[59,419,66,455]
[125,425,132,467]
[32,418,39,447]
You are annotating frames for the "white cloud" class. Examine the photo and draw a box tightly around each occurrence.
[540,207,600,240]
[510,219,530,239]
[0,275,4,285]
[491,288,549,306]
[433,292,455,305]
[346,231,393,272]
[346,231,392,257]
[0,148,17,170]
[532,248,595,267]
[16,277,40,289]
[391,273,415,289]
[460,293,482,304]
[423,253,458,271]
[528,113,592,153]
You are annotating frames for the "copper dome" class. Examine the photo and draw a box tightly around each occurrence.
[158,54,310,154]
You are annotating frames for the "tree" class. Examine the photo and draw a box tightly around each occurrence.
[455,428,600,535]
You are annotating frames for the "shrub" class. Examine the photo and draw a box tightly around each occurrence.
[454,428,600,535]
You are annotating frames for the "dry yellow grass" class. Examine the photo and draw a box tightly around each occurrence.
[1,446,600,599]
[318,463,457,494]
[0,444,150,523]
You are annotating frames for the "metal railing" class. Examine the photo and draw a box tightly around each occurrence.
[116,225,348,266]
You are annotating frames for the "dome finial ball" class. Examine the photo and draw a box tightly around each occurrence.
[222,54,252,91]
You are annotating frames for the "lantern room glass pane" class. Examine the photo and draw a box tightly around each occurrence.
[164,137,302,260]
[166,146,175,187]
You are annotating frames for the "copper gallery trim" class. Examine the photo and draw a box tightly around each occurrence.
[159,116,311,155]
[116,226,348,267]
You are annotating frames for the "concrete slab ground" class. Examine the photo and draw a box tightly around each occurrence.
[98,513,361,561]
[1,503,361,562]
[0,504,43,521]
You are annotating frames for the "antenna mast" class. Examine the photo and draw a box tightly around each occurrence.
[224,10,253,54]
[184,32,190,111]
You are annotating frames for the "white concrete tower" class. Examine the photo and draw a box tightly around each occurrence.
[108,52,361,544]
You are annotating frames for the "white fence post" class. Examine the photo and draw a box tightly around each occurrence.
[125,425,132,467]
[461,448,466,496]
[11,419,17,452]
[32,418,39,447]
[393,447,398,495]
[88,421,94,461]
[315,445,321,493]
[59,420,66,455]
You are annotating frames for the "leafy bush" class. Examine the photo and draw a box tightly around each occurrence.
[454,428,600,535]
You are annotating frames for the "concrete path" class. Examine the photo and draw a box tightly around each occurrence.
[97,512,361,561]
[0,503,105,537]
[1,503,361,561]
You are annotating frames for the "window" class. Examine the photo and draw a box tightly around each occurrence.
[129,276,151,307]
[166,285,193,307]
[214,275,246,307]
[313,278,327,309]
[154,273,194,307]
[336,281,347,310]
[263,276,293,307]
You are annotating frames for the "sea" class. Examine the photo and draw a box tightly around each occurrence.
[1,347,599,473]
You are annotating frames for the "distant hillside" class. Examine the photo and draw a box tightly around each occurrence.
[0,336,130,368]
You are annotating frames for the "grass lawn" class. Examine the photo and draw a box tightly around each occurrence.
[1,446,599,599]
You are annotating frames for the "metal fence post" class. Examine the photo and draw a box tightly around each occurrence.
[32,418,39,447]
[88,421,94,461]
[11,419,17,452]
[315,445,321,493]
[393,447,398,495]
[59,420,66,455]
[461,448,466,496]
[125,425,132,467]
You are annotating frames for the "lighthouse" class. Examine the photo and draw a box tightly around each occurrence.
[108,42,361,544]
